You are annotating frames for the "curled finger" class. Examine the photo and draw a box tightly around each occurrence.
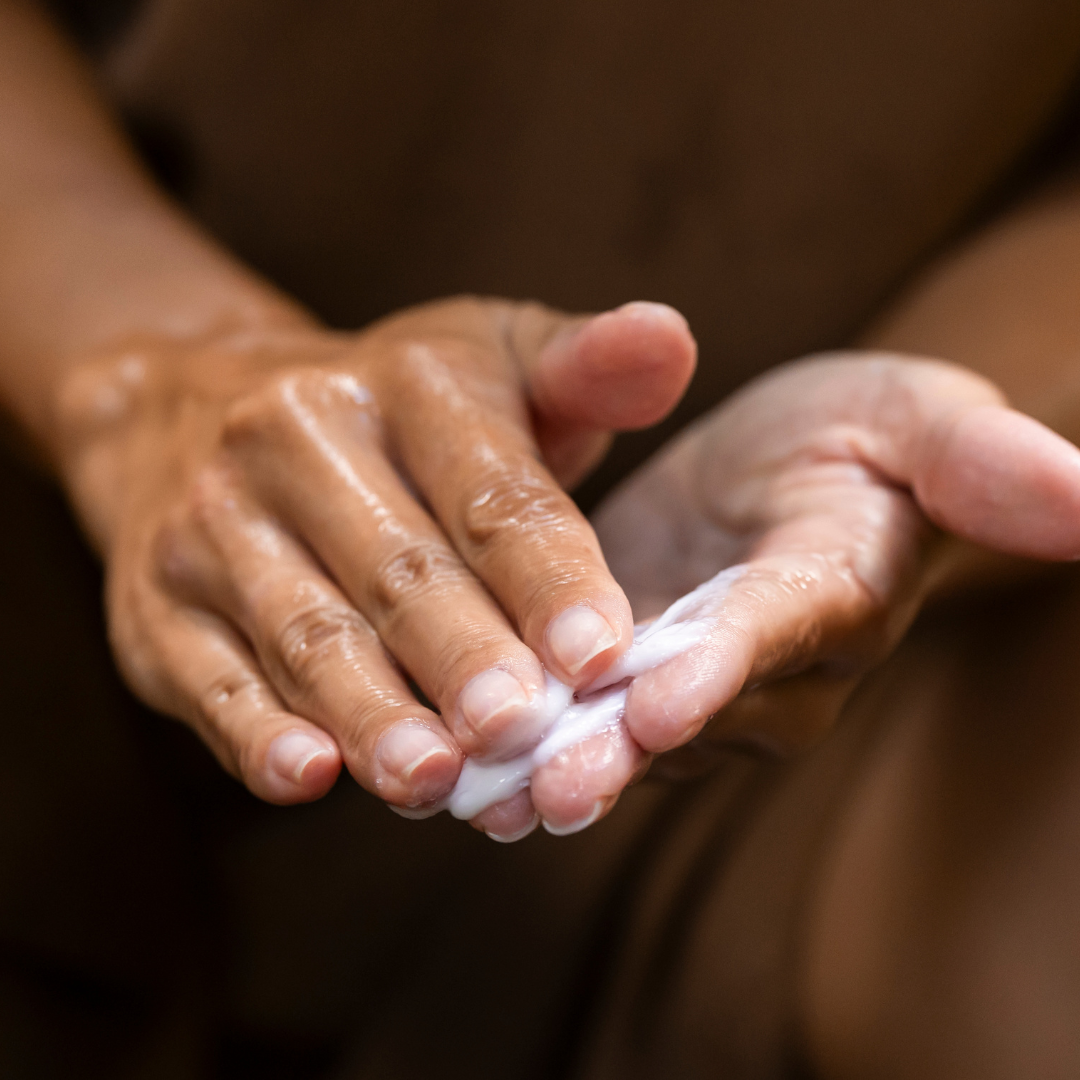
[121,592,341,804]
[155,472,463,809]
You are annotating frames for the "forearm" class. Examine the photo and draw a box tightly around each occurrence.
[0,0,308,460]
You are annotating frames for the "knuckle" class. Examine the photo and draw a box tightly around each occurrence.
[151,469,233,594]
[221,369,381,452]
[384,337,494,411]
[183,466,229,532]
[55,351,149,446]
[197,668,257,728]
[275,602,371,690]
[386,340,453,394]
[220,373,304,448]
[462,465,576,552]
[371,541,464,617]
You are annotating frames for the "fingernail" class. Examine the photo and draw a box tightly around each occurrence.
[459,669,532,740]
[388,803,443,820]
[547,606,618,676]
[486,814,540,844]
[617,299,689,329]
[542,800,605,837]
[377,721,458,800]
[267,730,333,785]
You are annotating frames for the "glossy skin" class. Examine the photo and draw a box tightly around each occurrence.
[5,0,1080,856]
[0,2,703,833]
[72,313,1080,842]
[55,297,696,829]
[492,354,1080,838]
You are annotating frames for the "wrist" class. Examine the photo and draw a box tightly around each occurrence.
[0,150,315,458]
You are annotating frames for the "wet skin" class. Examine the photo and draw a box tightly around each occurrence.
[501,354,1080,839]
[69,314,1080,843]
[6,2,1080,847]
[55,296,696,830]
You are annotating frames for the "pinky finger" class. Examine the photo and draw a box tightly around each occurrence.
[143,603,342,804]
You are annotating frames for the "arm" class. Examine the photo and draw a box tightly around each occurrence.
[0,0,305,453]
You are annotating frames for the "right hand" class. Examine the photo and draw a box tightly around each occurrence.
[51,296,695,836]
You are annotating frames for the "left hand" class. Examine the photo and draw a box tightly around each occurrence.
[523,352,1080,831]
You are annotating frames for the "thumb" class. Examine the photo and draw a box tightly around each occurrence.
[511,301,697,487]
[912,404,1080,561]
[839,354,1080,561]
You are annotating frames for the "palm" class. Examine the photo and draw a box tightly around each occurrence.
[592,352,1080,753]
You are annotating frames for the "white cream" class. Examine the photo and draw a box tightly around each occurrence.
[436,565,745,821]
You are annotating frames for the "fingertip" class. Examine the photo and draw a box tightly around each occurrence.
[453,666,549,758]
[541,591,636,686]
[624,640,748,753]
[919,406,1080,561]
[545,604,621,681]
[530,727,638,829]
[534,301,697,430]
[471,789,540,842]
[624,676,704,753]
[262,726,342,804]
[374,719,461,806]
[541,795,617,836]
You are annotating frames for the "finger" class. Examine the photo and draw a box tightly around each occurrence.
[775,354,1080,559]
[470,789,540,843]
[378,339,633,686]
[156,470,464,807]
[624,535,925,753]
[529,723,642,834]
[907,405,1080,560]
[218,384,556,758]
[118,590,341,805]
[525,301,697,428]
[515,300,698,487]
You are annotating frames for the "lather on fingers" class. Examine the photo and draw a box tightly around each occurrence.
[422,353,1080,837]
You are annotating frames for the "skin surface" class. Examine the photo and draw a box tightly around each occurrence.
[7,1,1080,1074]
[0,0,703,830]
[55,297,695,826]
[3,0,1080,844]
[570,175,1080,1075]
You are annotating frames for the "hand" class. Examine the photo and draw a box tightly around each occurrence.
[525,352,1080,828]
[52,296,695,834]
